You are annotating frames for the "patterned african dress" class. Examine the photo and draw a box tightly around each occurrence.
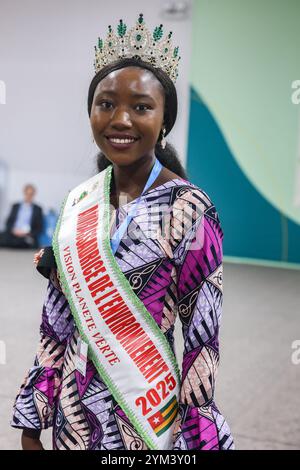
[11,177,235,450]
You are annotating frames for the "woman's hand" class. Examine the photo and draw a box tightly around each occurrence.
[33,248,45,266]
[21,429,44,450]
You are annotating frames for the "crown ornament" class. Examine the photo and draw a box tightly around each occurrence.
[94,13,181,83]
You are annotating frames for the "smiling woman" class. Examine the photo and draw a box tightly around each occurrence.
[88,55,186,197]
[91,65,165,164]
[88,58,186,208]
[11,13,234,451]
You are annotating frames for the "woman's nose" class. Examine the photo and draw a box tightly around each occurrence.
[111,108,132,128]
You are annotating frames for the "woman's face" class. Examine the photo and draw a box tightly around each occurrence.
[90,66,165,166]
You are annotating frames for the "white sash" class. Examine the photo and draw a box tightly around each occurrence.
[52,165,180,450]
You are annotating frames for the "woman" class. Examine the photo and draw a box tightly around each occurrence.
[11,14,234,450]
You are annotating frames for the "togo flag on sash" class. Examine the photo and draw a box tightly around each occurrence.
[148,395,178,437]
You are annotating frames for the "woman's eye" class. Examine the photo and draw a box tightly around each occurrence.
[99,101,113,109]
[135,104,150,111]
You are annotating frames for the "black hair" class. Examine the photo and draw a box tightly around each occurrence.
[87,57,187,179]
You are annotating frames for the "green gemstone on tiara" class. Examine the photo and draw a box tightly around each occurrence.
[117,19,127,38]
[138,13,144,24]
[153,25,163,41]
[136,34,142,41]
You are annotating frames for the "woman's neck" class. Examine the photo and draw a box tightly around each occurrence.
[111,154,156,200]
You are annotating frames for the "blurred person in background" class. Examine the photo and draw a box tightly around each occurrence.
[0,183,43,249]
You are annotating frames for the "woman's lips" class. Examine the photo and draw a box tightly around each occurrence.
[105,136,139,151]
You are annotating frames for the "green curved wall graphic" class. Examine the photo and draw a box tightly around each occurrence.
[187,0,300,267]
[187,88,300,265]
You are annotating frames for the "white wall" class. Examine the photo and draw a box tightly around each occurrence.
[0,0,192,225]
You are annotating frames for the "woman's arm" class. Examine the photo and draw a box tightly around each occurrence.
[11,266,74,449]
[169,187,234,449]
[21,429,43,450]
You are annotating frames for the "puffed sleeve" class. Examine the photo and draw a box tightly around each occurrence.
[170,186,235,450]
[11,269,74,430]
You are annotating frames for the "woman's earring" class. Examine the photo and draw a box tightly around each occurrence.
[160,127,166,149]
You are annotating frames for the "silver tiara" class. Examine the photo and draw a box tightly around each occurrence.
[94,13,181,83]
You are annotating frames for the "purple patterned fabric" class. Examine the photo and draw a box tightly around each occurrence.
[11,178,234,450]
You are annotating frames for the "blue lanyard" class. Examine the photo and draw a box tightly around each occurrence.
[110,158,162,254]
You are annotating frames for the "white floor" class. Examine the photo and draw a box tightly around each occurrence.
[0,249,300,450]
